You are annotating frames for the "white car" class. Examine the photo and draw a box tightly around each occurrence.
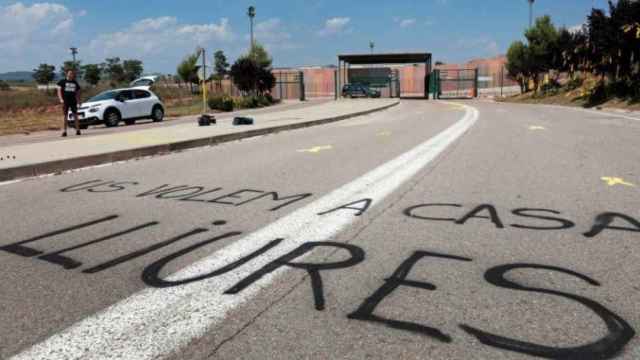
[129,76,158,89]
[68,88,165,128]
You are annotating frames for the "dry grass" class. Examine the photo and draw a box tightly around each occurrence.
[0,112,62,135]
[0,84,204,135]
[0,84,276,135]
[500,82,640,112]
[0,97,206,136]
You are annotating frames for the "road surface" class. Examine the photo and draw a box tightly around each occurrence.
[1,100,638,359]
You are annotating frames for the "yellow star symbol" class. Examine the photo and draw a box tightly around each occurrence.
[601,177,635,187]
[297,145,333,153]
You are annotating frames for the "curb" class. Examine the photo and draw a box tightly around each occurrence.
[0,101,400,182]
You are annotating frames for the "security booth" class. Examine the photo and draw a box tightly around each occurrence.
[337,53,433,99]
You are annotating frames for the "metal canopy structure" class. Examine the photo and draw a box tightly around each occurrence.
[337,52,433,99]
[339,53,431,65]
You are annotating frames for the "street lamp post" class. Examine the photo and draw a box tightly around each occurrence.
[369,41,375,54]
[248,6,256,53]
[528,0,535,28]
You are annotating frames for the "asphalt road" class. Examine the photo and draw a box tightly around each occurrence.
[1,99,639,360]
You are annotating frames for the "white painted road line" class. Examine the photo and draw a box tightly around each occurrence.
[12,103,479,360]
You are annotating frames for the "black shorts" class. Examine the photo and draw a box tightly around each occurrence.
[63,102,78,115]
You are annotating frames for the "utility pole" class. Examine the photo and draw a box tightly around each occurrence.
[248,6,256,54]
[528,0,535,28]
[70,47,78,70]
[197,47,207,114]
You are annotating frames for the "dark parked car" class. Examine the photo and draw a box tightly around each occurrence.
[342,84,381,98]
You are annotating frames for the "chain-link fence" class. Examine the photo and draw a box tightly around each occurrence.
[155,58,520,102]
[476,64,521,97]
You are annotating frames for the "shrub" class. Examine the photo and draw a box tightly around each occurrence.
[235,96,260,109]
[265,93,275,104]
[257,95,271,107]
[608,80,632,100]
[541,79,561,95]
[222,97,234,111]
[208,96,222,110]
[586,82,607,106]
[208,95,234,112]
[0,80,9,91]
[566,77,584,91]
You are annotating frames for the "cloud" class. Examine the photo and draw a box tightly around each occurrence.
[247,18,298,51]
[77,9,87,17]
[568,23,585,34]
[399,19,416,28]
[0,2,75,69]
[454,37,499,57]
[88,16,234,60]
[394,17,433,28]
[317,17,350,37]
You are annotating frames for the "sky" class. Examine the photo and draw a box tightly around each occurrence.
[0,0,611,74]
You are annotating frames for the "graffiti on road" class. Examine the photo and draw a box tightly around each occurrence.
[2,184,640,359]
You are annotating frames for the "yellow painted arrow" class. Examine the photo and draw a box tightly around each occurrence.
[297,145,333,153]
[601,177,635,187]
[529,125,546,131]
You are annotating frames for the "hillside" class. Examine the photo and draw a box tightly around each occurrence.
[0,71,34,82]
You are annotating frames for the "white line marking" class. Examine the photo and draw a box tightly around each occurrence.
[12,102,479,360]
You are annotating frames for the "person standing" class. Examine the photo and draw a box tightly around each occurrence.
[57,70,82,137]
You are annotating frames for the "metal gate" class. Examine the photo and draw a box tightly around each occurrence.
[390,69,401,98]
[272,71,305,101]
[433,69,478,99]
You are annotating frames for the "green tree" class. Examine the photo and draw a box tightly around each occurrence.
[524,15,559,91]
[0,80,9,91]
[587,8,614,81]
[214,50,230,79]
[608,0,640,83]
[61,60,82,78]
[230,56,259,94]
[123,59,144,82]
[32,64,56,86]
[256,67,276,94]
[506,41,533,93]
[231,43,276,95]
[104,57,126,86]
[82,64,102,86]
[177,53,200,93]
[249,43,272,69]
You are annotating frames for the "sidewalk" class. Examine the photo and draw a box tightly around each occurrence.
[0,99,399,182]
[0,99,330,147]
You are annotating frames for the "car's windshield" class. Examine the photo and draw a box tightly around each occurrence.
[132,79,153,86]
[87,91,119,102]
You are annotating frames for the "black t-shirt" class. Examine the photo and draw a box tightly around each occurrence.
[57,79,81,104]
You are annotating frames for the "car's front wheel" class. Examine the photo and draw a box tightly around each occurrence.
[104,109,121,127]
[152,105,164,122]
